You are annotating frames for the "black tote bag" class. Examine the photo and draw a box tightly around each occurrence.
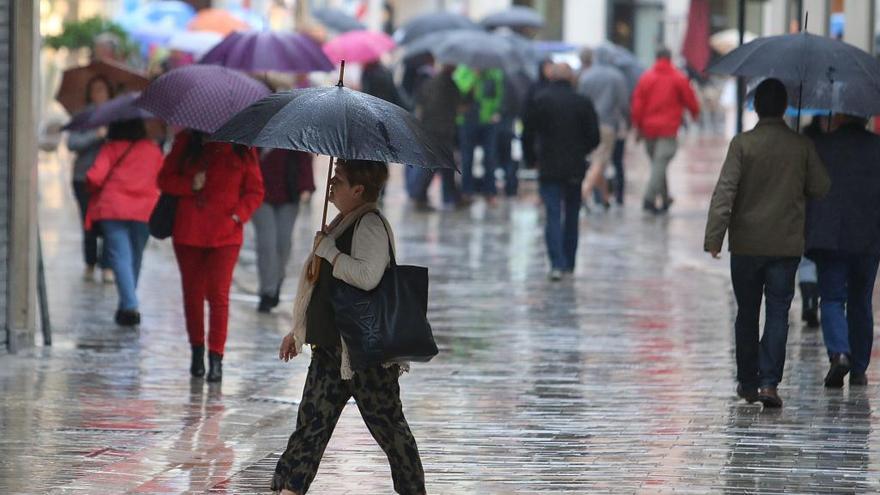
[149,193,178,239]
[331,215,438,369]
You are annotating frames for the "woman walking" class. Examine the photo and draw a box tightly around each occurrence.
[253,149,313,313]
[68,75,114,282]
[85,118,163,326]
[272,159,426,495]
[158,130,264,382]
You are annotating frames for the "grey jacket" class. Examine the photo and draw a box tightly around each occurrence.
[704,118,830,257]
[577,64,629,129]
[67,128,104,181]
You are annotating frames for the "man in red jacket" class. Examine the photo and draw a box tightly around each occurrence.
[631,47,699,213]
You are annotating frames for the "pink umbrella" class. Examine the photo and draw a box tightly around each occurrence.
[322,30,395,64]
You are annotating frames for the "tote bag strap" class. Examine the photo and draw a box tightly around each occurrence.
[354,210,397,267]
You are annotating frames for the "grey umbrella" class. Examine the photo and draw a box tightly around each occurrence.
[312,7,365,33]
[746,76,880,118]
[432,30,530,73]
[393,12,480,45]
[481,6,544,30]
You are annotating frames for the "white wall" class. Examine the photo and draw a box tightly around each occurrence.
[563,0,606,46]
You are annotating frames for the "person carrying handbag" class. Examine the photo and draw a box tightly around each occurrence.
[273,159,426,495]
[85,118,164,326]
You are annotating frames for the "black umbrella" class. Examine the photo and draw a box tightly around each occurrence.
[312,7,365,33]
[745,76,880,118]
[393,12,479,45]
[481,6,544,30]
[212,63,454,281]
[708,31,880,126]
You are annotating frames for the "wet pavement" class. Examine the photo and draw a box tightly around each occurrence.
[2,133,879,494]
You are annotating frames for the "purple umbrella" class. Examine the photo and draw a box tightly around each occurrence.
[135,65,270,133]
[64,92,153,130]
[199,31,334,73]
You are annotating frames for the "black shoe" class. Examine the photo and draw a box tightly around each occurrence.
[824,353,851,388]
[799,282,820,328]
[206,351,223,382]
[257,295,273,313]
[757,387,783,408]
[642,200,659,214]
[270,292,281,309]
[850,372,868,386]
[736,383,759,403]
[114,309,141,326]
[660,197,674,213]
[190,345,205,378]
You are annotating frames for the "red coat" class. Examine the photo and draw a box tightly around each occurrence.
[631,59,700,139]
[85,139,163,230]
[158,131,264,247]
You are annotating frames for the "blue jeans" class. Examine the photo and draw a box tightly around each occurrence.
[610,138,625,205]
[539,180,582,271]
[102,220,150,310]
[458,122,498,195]
[730,255,800,388]
[815,252,880,374]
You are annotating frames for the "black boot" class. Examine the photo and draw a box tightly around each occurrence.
[190,345,205,378]
[800,282,820,328]
[257,295,273,313]
[206,351,223,382]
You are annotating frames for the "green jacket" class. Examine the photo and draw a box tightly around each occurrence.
[704,118,831,257]
[453,66,503,125]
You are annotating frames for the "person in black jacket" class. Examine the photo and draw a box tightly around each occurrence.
[806,114,880,388]
[361,60,408,110]
[522,63,600,281]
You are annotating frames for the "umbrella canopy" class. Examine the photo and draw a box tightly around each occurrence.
[394,12,480,45]
[167,31,224,58]
[312,7,365,33]
[136,64,270,133]
[55,60,150,115]
[211,85,455,170]
[187,8,250,35]
[323,30,395,64]
[709,29,758,55]
[481,6,544,30]
[199,31,334,73]
[65,92,153,130]
[746,76,880,118]
[708,31,880,85]
[432,30,528,72]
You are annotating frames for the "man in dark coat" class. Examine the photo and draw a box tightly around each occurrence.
[361,60,408,110]
[408,64,462,209]
[704,79,830,408]
[522,63,600,281]
[806,114,880,388]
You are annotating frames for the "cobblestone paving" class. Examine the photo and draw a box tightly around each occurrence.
[1,134,879,494]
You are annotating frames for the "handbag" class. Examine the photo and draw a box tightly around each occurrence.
[148,193,177,239]
[331,213,438,369]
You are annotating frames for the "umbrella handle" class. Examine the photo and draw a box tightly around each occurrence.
[308,155,337,285]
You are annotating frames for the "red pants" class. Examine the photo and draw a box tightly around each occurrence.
[173,244,241,355]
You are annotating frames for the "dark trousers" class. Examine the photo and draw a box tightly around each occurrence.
[610,138,625,204]
[495,118,518,196]
[272,346,425,494]
[539,180,582,271]
[458,122,498,195]
[72,180,105,268]
[815,252,880,374]
[730,255,800,388]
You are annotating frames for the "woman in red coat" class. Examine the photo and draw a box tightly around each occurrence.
[158,130,264,382]
[86,118,163,326]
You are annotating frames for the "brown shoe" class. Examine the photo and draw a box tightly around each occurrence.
[736,383,759,403]
[757,387,783,408]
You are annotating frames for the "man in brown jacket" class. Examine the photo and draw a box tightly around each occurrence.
[704,78,830,408]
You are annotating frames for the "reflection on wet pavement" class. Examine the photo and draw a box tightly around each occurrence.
[1,135,878,493]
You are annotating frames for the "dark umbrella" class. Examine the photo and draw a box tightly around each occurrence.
[393,12,479,45]
[746,76,880,118]
[312,7,365,33]
[212,63,455,280]
[199,31,334,73]
[135,64,270,133]
[65,92,153,130]
[708,31,880,127]
[481,6,544,30]
[55,59,150,115]
[432,30,529,73]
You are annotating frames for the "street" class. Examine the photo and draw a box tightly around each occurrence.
[1,133,878,494]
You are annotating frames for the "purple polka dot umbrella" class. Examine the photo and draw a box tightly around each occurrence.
[135,64,270,134]
[199,31,334,73]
